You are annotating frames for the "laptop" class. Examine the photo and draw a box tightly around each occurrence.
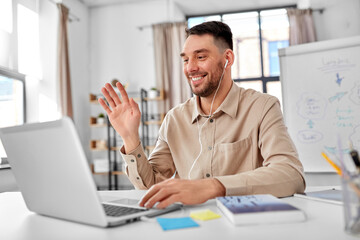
[0,117,181,227]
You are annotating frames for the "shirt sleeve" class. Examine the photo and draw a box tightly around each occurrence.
[215,97,306,197]
[119,115,176,190]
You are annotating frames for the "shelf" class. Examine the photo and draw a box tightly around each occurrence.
[90,123,107,128]
[143,89,165,101]
[144,113,165,125]
[90,147,108,151]
[90,140,107,151]
[110,146,122,151]
[90,164,125,175]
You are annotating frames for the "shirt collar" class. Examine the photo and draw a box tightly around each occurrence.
[191,82,240,123]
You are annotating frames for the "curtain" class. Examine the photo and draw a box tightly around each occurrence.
[152,22,190,112]
[57,3,73,119]
[287,8,317,46]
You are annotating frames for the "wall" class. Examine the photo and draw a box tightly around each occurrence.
[89,0,185,94]
[62,0,91,159]
[311,0,360,41]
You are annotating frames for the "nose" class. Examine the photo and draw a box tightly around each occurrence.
[186,59,199,74]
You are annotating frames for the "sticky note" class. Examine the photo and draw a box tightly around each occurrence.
[190,209,221,221]
[156,217,199,231]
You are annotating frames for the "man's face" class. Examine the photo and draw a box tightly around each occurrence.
[181,34,224,97]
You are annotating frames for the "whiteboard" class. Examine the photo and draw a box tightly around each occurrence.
[279,36,360,172]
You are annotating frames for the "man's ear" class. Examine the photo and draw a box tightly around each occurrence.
[224,49,235,69]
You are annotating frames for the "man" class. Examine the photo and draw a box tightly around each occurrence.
[99,21,305,209]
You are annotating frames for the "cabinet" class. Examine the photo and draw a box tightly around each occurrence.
[140,89,165,155]
[89,93,125,190]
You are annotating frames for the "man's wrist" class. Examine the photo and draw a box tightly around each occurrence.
[205,178,226,198]
[123,137,141,154]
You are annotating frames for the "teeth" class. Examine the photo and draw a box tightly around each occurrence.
[192,76,203,81]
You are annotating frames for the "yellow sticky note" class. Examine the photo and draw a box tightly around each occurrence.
[190,209,221,221]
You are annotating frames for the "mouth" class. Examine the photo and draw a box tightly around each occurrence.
[190,74,207,82]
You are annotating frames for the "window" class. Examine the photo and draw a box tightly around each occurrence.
[0,0,40,164]
[0,67,25,164]
[0,0,14,69]
[0,72,25,127]
[187,6,294,106]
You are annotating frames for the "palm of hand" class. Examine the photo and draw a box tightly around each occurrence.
[108,101,140,138]
[98,82,141,141]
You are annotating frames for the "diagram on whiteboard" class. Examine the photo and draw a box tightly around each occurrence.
[280,36,360,172]
[296,92,326,143]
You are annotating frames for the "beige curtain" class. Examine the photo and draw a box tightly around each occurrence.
[287,8,317,46]
[57,3,73,119]
[152,22,190,112]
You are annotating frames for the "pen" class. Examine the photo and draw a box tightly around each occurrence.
[349,142,360,172]
[321,152,342,176]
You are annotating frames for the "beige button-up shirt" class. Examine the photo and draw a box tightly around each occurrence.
[121,83,306,197]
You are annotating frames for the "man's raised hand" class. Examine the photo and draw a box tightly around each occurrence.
[98,82,141,153]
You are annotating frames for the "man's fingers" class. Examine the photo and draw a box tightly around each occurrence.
[101,87,116,109]
[139,185,159,207]
[143,188,171,209]
[130,98,140,114]
[155,194,180,209]
[105,83,122,105]
[116,82,129,103]
[98,98,112,115]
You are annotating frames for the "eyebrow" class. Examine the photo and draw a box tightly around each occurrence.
[180,48,209,57]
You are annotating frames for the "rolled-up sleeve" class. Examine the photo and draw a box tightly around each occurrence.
[119,114,176,189]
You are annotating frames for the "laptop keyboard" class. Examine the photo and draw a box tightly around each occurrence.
[102,204,147,217]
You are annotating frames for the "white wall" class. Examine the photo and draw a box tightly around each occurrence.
[62,0,91,159]
[89,0,185,94]
[311,0,360,41]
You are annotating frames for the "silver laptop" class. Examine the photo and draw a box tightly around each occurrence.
[0,117,181,227]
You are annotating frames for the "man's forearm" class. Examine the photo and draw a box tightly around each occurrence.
[206,178,226,198]
[123,136,141,154]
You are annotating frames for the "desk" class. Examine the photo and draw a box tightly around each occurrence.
[0,190,358,240]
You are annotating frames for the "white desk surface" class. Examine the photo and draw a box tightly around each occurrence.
[0,188,358,240]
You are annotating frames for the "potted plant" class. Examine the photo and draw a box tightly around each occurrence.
[148,87,159,98]
[97,113,105,124]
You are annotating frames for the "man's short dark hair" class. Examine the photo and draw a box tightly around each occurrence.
[186,21,233,51]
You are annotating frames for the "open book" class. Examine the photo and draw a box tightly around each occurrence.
[216,194,306,225]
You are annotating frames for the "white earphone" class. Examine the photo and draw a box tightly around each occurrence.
[224,59,228,69]
[188,58,229,180]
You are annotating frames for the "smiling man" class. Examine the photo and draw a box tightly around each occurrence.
[99,21,306,209]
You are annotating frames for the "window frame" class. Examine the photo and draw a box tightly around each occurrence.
[186,5,296,93]
[0,66,26,124]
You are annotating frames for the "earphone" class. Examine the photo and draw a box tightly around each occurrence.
[188,59,229,179]
[224,59,228,69]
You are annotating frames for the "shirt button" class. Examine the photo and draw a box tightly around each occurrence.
[137,154,141,158]
[130,159,135,162]
[136,177,140,180]
[208,146,212,150]
[206,173,210,177]
[209,119,214,123]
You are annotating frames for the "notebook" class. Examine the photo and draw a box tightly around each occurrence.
[216,194,306,225]
[0,117,181,227]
